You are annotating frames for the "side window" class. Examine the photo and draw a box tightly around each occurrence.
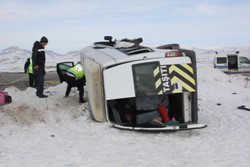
[217,57,227,64]
[239,57,249,64]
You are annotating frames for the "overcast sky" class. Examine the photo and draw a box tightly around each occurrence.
[1,0,250,54]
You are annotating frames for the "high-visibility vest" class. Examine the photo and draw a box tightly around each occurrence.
[66,64,84,80]
[28,58,33,74]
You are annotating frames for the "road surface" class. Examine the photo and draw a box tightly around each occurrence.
[0,72,60,91]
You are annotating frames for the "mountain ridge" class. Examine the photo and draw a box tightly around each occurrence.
[0,46,81,72]
[0,45,249,72]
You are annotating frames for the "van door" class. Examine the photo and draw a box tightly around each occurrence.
[227,55,238,70]
[239,57,250,67]
[183,92,191,122]
[56,62,74,83]
[238,56,250,72]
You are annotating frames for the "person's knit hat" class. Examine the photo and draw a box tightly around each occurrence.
[40,36,48,43]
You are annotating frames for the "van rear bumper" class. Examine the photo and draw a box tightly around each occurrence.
[113,123,207,131]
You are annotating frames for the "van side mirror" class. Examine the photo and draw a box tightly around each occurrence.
[137,38,143,43]
[236,51,239,54]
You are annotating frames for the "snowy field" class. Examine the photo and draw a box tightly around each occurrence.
[0,48,250,166]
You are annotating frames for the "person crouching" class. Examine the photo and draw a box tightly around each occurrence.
[0,92,12,105]
[64,62,86,103]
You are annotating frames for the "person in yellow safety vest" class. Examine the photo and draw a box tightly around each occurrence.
[63,62,86,103]
[24,58,36,87]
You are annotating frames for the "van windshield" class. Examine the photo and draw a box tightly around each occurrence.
[132,62,159,96]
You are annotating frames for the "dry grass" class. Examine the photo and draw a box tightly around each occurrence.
[243,73,250,88]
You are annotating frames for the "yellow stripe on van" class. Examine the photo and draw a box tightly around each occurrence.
[155,78,161,89]
[181,64,194,74]
[172,89,183,94]
[169,64,195,85]
[153,66,163,95]
[153,66,160,76]
[171,76,195,92]
[158,90,163,95]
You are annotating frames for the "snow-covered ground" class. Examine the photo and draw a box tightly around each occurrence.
[0,46,250,167]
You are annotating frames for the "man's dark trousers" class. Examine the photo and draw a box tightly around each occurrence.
[35,66,45,96]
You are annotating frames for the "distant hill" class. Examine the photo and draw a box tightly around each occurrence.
[0,45,249,72]
[0,46,80,72]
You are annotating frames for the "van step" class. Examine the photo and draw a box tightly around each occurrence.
[113,123,207,131]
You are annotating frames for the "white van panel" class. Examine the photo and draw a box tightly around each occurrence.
[104,57,192,100]
[104,63,135,100]
[159,57,192,65]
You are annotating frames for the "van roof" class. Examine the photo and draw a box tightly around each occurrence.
[80,38,179,68]
[215,53,238,57]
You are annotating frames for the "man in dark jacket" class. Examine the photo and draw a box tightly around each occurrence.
[32,36,48,98]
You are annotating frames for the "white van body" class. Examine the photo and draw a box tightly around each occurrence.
[213,53,250,73]
[80,37,206,131]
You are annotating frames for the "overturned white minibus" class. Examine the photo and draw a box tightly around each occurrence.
[80,36,206,131]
